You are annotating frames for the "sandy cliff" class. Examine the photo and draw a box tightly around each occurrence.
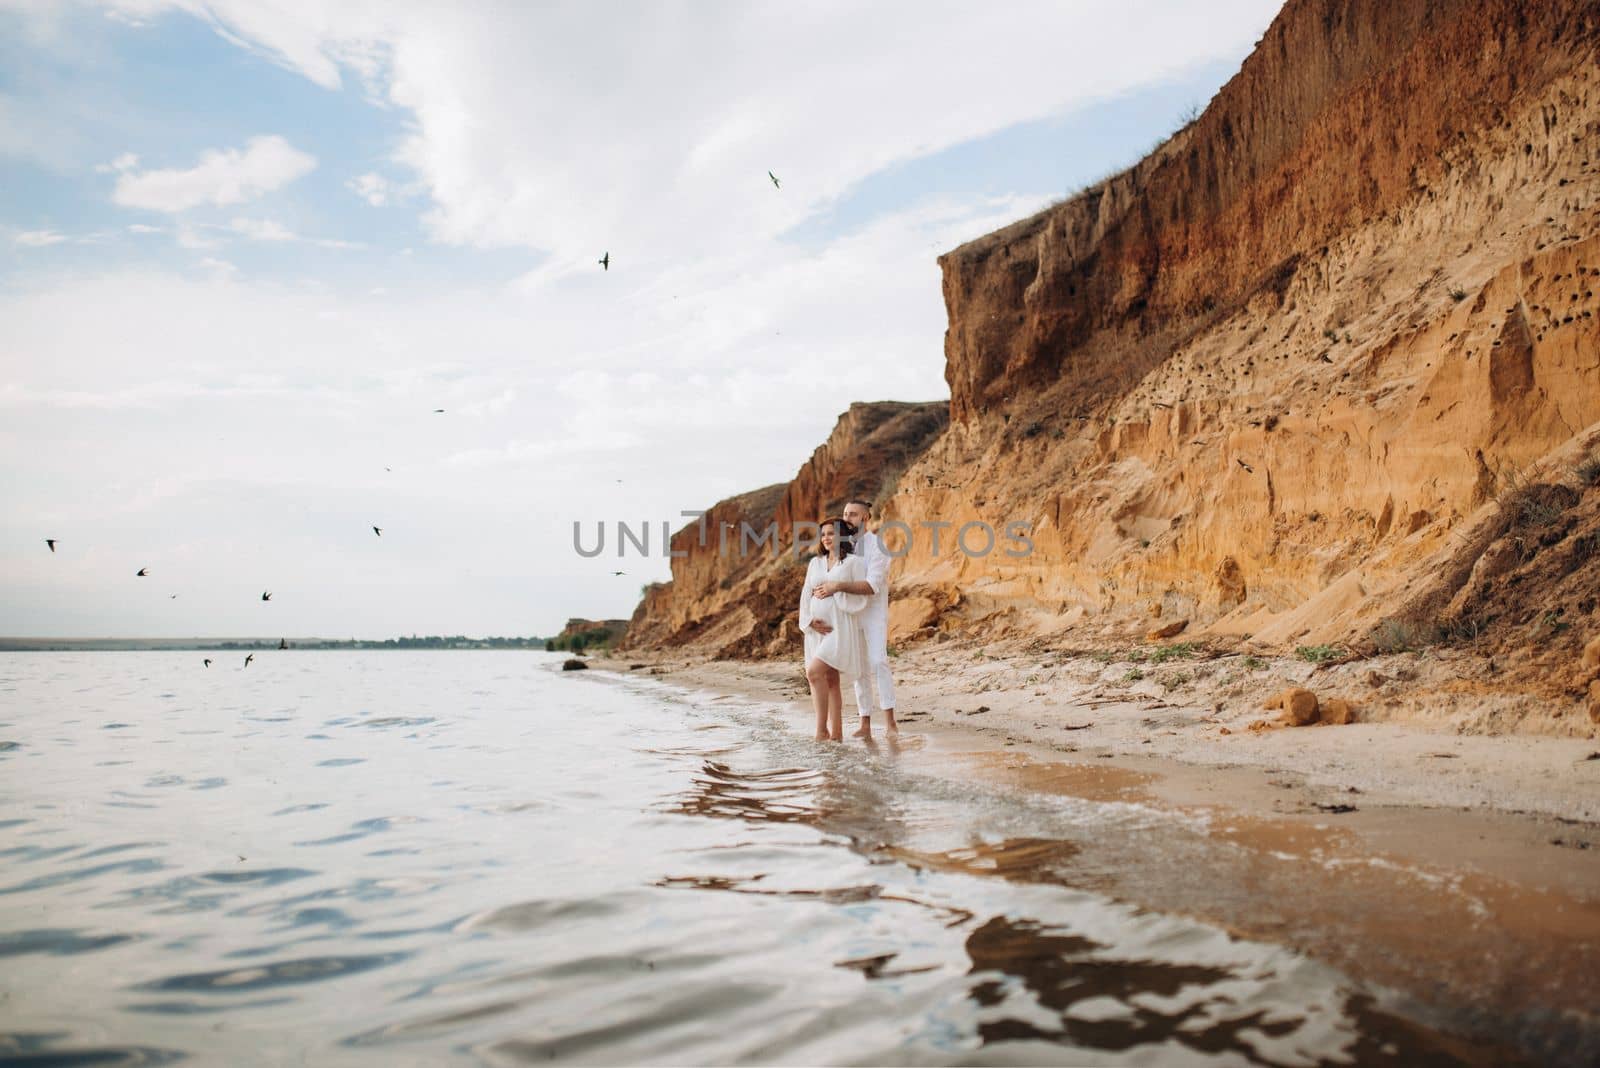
[547,617,629,651]
[627,0,1600,729]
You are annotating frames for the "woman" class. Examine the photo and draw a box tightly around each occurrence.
[799,517,871,741]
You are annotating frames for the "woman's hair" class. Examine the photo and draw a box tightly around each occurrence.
[818,517,856,562]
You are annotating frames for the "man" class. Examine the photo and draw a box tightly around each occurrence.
[813,497,897,737]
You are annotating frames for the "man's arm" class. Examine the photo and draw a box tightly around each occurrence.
[816,579,874,597]
[862,532,890,597]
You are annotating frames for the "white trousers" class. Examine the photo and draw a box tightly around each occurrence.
[852,609,896,714]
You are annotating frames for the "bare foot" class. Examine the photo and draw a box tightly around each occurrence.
[814,731,831,741]
[850,725,872,739]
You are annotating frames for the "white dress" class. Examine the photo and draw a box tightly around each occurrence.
[799,553,871,678]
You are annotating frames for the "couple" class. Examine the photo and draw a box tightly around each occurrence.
[799,498,899,742]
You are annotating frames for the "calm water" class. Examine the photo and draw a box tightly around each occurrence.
[0,652,1491,1066]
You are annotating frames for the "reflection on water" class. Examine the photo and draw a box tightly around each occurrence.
[667,761,830,824]
[0,652,1560,1065]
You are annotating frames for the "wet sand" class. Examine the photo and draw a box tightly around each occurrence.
[591,650,1600,1064]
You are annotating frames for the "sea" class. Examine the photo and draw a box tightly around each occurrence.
[0,651,1502,1066]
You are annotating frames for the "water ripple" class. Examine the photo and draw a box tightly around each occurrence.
[0,859,166,897]
[0,1031,184,1065]
[135,952,411,993]
[0,928,140,958]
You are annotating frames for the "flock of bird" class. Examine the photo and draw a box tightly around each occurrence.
[44,528,368,667]
[40,171,787,668]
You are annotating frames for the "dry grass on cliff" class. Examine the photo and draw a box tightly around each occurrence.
[1371,455,1600,706]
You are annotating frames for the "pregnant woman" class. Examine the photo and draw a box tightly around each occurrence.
[799,517,872,741]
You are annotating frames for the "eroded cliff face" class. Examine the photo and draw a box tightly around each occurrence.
[877,0,1600,696]
[942,0,1600,424]
[774,402,947,532]
[625,0,1600,721]
[621,402,946,657]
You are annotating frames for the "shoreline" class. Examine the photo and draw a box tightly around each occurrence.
[595,642,1600,823]
[588,641,1600,909]
[587,646,1600,1063]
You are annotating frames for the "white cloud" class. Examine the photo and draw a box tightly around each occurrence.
[228,216,297,242]
[85,0,1279,263]
[127,222,163,233]
[226,216,362,248]
[175,222,220,249]
[95,151,139,174]
[110,134,317,213]
[13,229,69,247]
[348,172,390,206]
[99,0,380,90]
[197,255,236,276]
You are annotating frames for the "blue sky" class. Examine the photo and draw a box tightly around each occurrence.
[0,5,531,290]
[0,0,1284,637]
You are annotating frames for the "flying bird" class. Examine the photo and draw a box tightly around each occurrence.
[136,567,148,577]
[373,526,382,537]
[261,591,272,602]
[1237,459,1255,473]
[433,409,444,414]
[243,654,254,667]
[203,658,212,668]
[45,539,56,552]
[612,570,626,576]
[768,170,780,189]
[169,594,177,600]
[598,252,609,271]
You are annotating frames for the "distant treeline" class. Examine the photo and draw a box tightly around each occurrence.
[0,635,554,652]
[233,636,554,650]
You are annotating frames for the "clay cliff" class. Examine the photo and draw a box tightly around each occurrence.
[621,402,947,658]
[625,0,1600,725]
[547,617,629,652]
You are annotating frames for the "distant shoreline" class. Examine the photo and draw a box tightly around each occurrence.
[0,637,554,652]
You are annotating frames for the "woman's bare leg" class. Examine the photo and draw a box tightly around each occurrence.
[805,658,831,740]
[827,672,844,741]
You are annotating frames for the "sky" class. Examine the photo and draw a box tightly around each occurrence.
[0,0,1285,639]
